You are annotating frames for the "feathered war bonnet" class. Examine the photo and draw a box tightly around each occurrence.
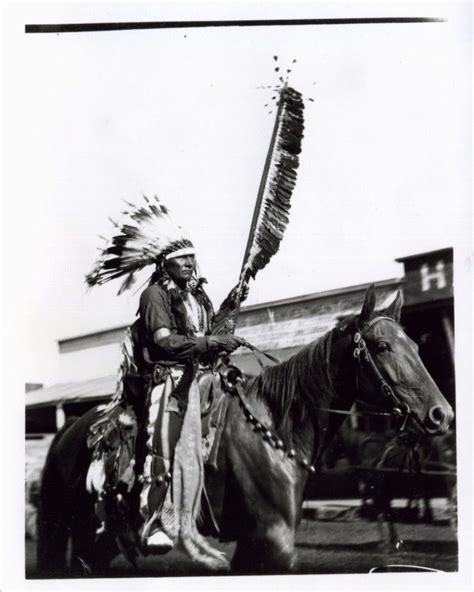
[85,195,197,295]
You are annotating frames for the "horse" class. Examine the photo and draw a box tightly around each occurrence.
[36,285,454,576]
[352,427,456,546]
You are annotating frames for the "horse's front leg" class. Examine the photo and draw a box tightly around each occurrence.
[232,521,297,574]
[69,498,98,577]
[423,495,434,523]
[376,511,400,552]
[374,489,400,551]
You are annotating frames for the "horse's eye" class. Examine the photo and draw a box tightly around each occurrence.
[377,341,390,352]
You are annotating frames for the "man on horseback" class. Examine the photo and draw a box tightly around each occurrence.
[132,245,245,550]
[83,84,306,568]
[86,197,246,561]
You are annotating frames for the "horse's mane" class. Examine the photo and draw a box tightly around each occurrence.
[254,327,340,443]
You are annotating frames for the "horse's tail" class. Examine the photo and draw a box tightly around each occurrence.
[36,419,76,575]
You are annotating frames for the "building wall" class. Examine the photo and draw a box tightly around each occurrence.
[58,341,123,382]
[235,283,399,351]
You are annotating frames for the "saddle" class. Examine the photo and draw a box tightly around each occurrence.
[197,370,231,469]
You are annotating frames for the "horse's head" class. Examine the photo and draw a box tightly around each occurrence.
[347,285,453,436]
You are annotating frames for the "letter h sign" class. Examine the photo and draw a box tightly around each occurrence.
[420,260,447,292]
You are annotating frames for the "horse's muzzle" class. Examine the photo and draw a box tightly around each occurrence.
[424,404,454,435]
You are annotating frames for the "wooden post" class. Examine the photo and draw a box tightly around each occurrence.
[55,403,65,430]
[350,402,358,430]
[441,314,455,366]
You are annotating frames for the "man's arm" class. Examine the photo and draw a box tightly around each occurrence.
[153,328,246,360]
[152,327,210,360]
[140,286,246,362]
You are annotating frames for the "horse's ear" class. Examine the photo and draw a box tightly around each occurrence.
[359,284,376,323]
[384,289,404,322]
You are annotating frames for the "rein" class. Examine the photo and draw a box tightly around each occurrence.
[242,341,280,367]
[317,404,391,418]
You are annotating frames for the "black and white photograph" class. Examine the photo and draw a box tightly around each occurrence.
[2,2,472,590]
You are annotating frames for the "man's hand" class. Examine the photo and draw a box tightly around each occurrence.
[220,283,249,311]
[208,334,248,353]
[239,284,249,302]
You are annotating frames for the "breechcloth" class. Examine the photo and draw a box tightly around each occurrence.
[140,364,191,538]
[139,362,226,540]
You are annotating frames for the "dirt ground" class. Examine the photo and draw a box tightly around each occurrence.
[25,518,458,578]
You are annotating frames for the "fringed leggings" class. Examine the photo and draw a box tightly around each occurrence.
[140,367,185,539]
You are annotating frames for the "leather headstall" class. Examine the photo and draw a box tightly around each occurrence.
[353,316,423,434]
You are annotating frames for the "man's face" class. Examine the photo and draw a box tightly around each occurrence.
[165,254,196,285]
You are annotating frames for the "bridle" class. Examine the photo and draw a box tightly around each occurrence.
[222,315,430,474]
[353,317,410,429]
[351,316,430,438]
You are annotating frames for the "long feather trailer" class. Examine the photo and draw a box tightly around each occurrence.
[213,85,305,334]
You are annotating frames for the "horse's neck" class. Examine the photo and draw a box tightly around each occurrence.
[245,381,275,425]
[245,372,315,459]
[326,331,356,409]
[244,332,354,460]
[310,332,357,457]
